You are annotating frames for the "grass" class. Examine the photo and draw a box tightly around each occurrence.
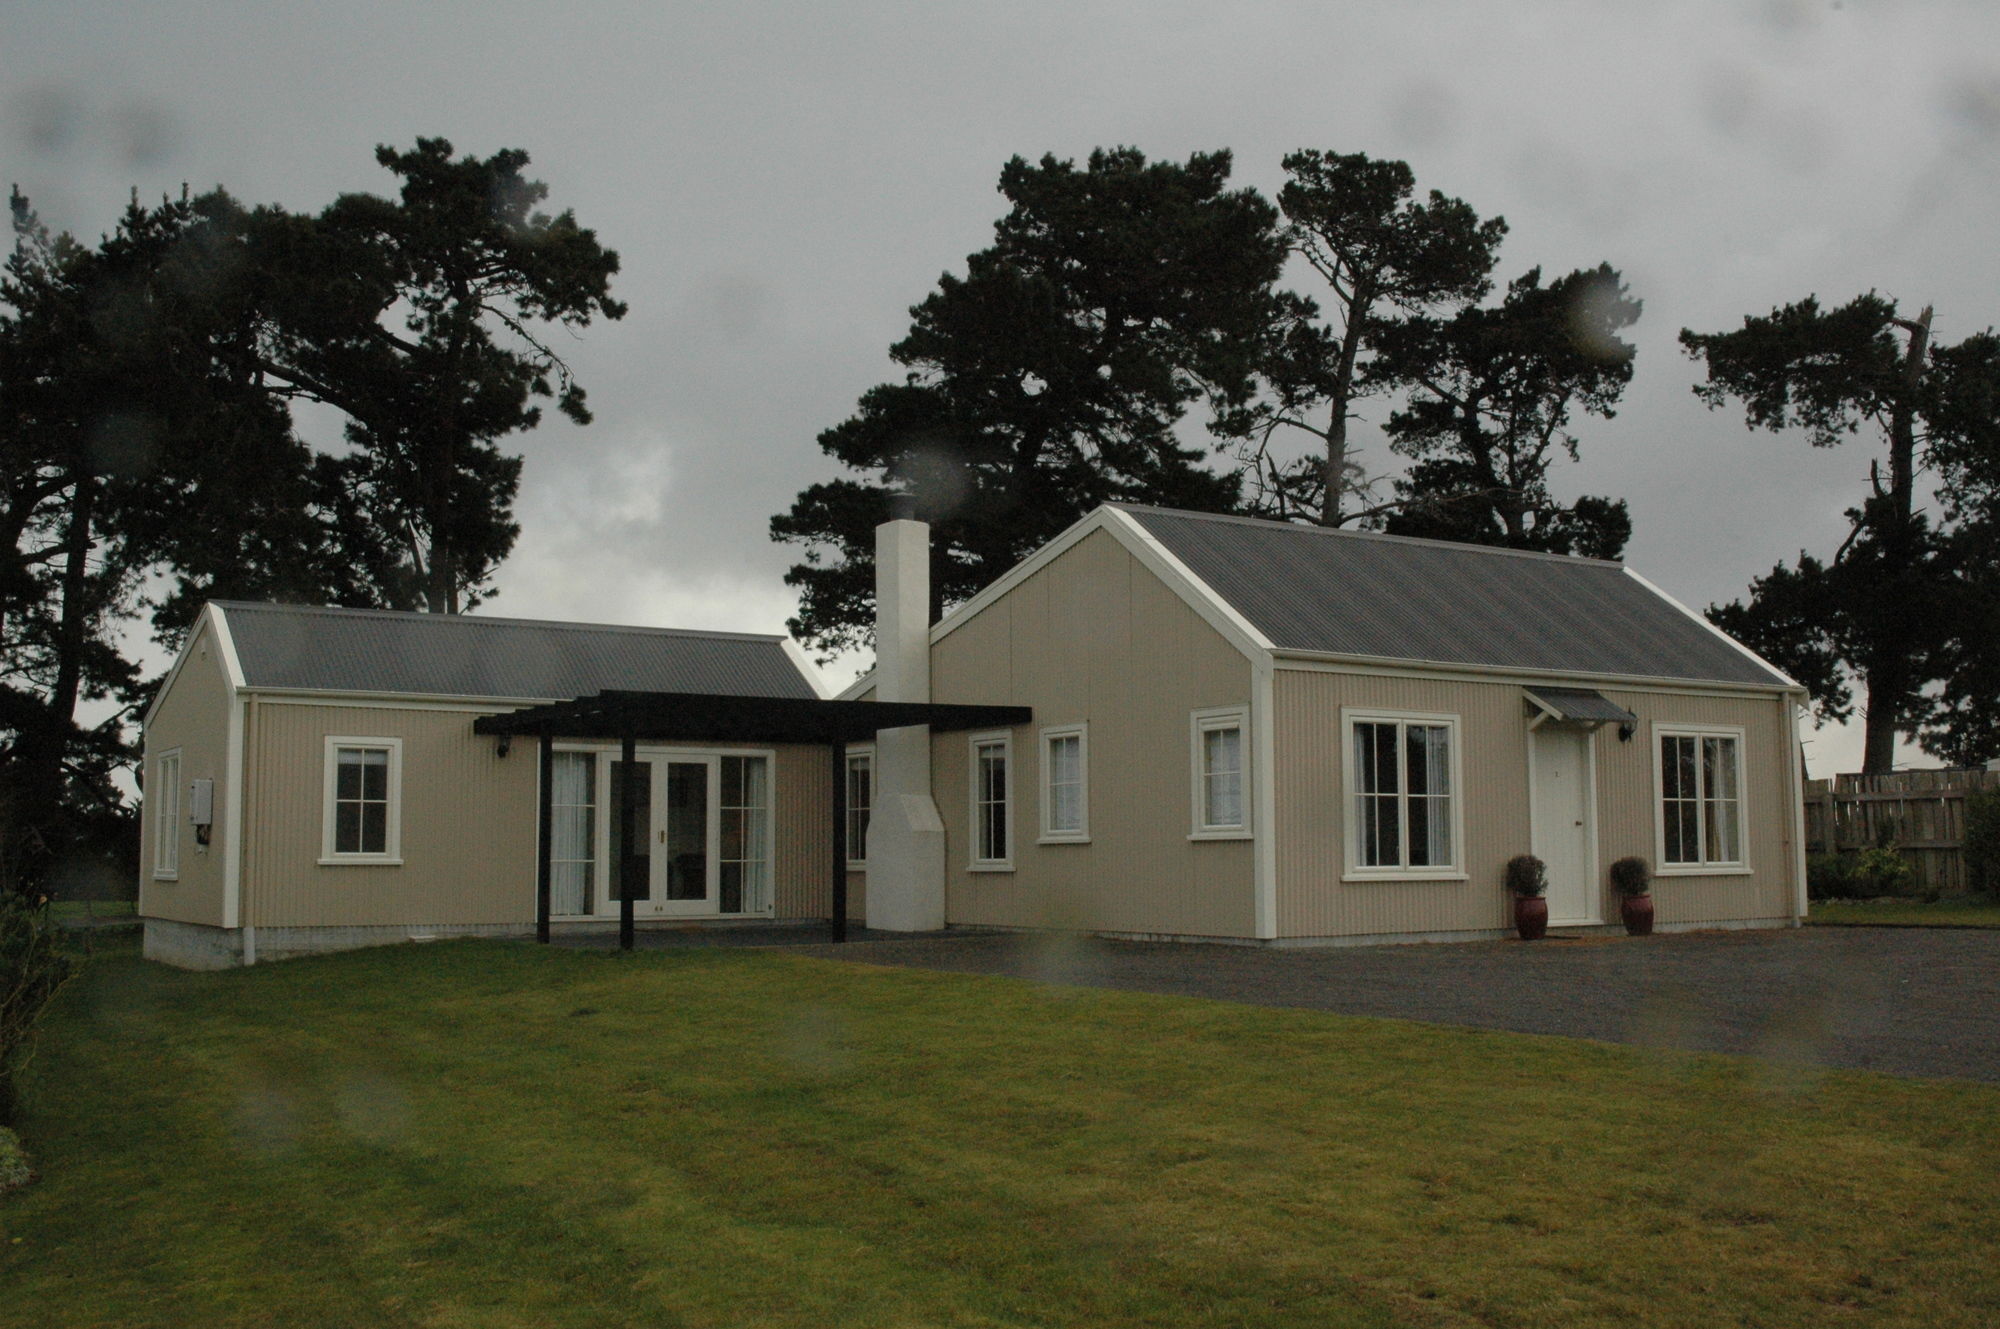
[4,938,2000,1328]
[47,899,136,921]
[1809,896,2000,929]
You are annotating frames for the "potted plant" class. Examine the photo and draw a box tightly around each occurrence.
[1506,854,1548,940]
[1610,855,1653,936]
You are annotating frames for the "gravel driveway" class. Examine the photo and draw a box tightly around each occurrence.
[793,926,2000,1084]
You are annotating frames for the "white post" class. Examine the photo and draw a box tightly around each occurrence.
[868,501,946,931]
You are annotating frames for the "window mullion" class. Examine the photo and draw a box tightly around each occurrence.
[1395,721,1410,869]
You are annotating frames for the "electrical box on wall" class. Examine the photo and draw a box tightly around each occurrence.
[190,778,214,846]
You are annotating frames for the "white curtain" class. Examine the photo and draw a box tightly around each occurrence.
[550,753,595,915]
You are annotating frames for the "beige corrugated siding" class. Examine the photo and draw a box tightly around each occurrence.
[243,702,538,927]
[242,702,833,928]
[138,618,234,926]
[930,527,1258,937]
[1273,668,1798,937]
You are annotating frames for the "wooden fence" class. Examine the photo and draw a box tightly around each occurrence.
[1804,768,2000,893]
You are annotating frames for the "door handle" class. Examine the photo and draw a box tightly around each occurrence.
[658,830,666,844]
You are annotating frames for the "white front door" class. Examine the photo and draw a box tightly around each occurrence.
[1531,726,1597,925]
[607,756,718,916]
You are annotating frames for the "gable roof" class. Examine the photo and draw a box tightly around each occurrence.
[1111,506,1791,689]
[211,602,819,702]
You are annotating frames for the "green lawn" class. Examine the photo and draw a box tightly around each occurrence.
[1809,897,2000,929]
[47,899,136,921]
[5,939,1999,1328]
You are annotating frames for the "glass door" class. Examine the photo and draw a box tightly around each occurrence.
[657,759,715,916]
[595,752,762,917]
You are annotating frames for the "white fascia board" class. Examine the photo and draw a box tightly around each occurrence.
[780,638,832,699]
[922,505,1273,668]
[926,507,1116,648]
[143,603,239,729]
[1619,566,1801,691]
[1269,649,1800,699]
[1098,507,1273,664]
[242,687,556,709]
[836,671,876,702]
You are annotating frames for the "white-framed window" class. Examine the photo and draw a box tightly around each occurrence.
[152,749,182,880]
[1655,724,1748,872]
[1190,707,1251,838]
[320,736,403,864]
[549,750,596,916]
[1342,709,1464,879]
[969,731,1013,869]
[1038,723,1089,843]
[719,754,772,914]
[845,747,873,868]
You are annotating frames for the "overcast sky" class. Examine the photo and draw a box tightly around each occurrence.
[7,0,1999,776]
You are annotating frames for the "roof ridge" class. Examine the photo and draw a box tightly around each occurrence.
[1107,503,1626,569]
[209,600,788,644]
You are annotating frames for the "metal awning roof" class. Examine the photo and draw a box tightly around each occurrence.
[472,690,1032,745]
[1523,686,1639,729]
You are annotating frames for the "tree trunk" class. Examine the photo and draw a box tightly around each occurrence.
[1318,282,1373,528]
[1858,306,1932,774]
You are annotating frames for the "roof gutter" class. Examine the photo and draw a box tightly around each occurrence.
[1266,647,1798,697]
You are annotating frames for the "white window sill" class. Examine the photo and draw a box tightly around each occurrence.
[1037,834,1090,845]
[317,856,405,867]
[151,871,179,882]
[1342,870,1469,884]
[968,862,1015,873]
[1188,829,1251,841]
[1656,864,1752,877]
[845,861,867,872]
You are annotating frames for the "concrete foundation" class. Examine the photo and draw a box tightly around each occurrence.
[142,917,532,969]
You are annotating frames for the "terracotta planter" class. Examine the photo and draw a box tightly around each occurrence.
[1620,893,1655,937]
[1513,894,1548,941]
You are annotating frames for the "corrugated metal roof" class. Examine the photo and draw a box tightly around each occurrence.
[214,602,817,701]
[1116,506,1790,688]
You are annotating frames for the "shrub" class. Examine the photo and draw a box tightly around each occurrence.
[1609,856,1651,898]
[1853,846,1918,898]
[0,1125,33,1194]
[1505,854,1547,897]
[1808,853,1863,901]
[1,890,74,1127]
[1965,786,2000,896]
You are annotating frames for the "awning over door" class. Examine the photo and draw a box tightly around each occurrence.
[1522,686,1638,732]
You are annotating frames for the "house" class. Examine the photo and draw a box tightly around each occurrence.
[141,604,838,968]
[843,503,1807,945]
[139,502,1806,967]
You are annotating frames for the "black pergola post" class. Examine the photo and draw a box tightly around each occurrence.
[830,740,847,944]
[619,726,637,952]
[536,727,554,944]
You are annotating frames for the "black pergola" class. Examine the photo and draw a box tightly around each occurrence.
[473,690,1031,949]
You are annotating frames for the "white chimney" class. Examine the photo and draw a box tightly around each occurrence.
[867,494,946,931]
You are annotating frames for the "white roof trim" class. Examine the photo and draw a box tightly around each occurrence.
[779,637,832,700]
[1100,506,1274,659]
[1270,648,1803,697]
[1618,566,1801,691]
[926,505,1272,666]
[836,671,875,702]
[927,507,1119,646]
[144,604,242,729]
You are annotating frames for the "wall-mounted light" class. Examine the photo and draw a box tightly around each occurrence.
[1618,722,1636,743]
[496,735,512,758]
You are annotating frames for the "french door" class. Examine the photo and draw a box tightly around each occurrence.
[610,756,718,917]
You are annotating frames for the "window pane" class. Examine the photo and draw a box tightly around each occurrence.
[1705,797,1739,863]
[335,802,361,854]
[360,801,388,855]
[337,752,362,802]
[1205,726,1241,778]
[1704,737,1738,802]
[360,750,389,802]
[551,860,591,915]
